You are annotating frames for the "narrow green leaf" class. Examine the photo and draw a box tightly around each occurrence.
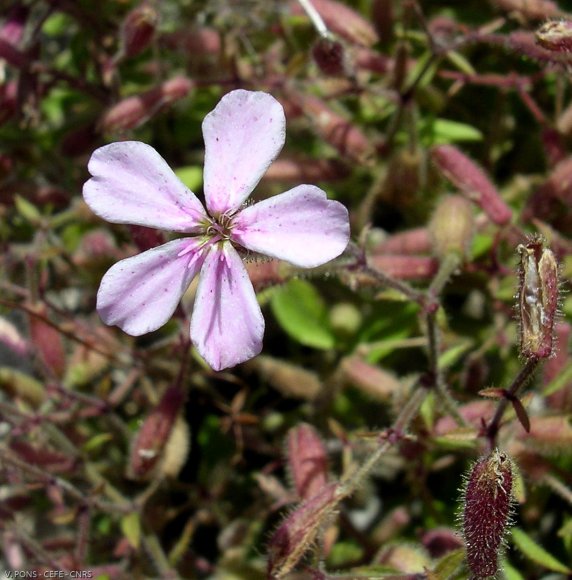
[511,527,571,573]
[14,195,41,222]
[433,547,466,578]
[420,118,483,145]
[501,557,525,580]
[270,279,335,349]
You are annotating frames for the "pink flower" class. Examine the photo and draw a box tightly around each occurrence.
[83,90,350,371]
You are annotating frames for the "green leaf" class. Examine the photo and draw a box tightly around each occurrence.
[121,512,141,549]
[14,195,41,222]
[446,51,476,75]
[270,279,335,349]
[82,433,114,453]
[433,547,466,578]
[174,166,203,191]
[420,117,483,146]
[511,527,571,573]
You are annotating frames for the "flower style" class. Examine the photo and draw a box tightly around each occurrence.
[83,90,350,371]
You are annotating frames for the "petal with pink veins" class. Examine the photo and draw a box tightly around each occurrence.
[191,242,264,371]
[202,90,285,216]
[84,141,207,232]
[97,238,206,335]
[231,185,350,268]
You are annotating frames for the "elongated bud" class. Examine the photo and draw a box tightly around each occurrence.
[119,3,158,60]
[127,385,185,480]
[285,90,373,164]
[432,145,511,225]
[261,158,349,183]
[27,303,66,379]
[291,0,378,46]
[267,483,339,578]
[536,20,572,52]
[286,423,329,500]
[368,255,438,280]
[340,356,401,401]
[492,0,561,20]
[249,356,323,401]
[371,227,431,255]
[429,196,474,260]
[99,76,193,133]
[517,238,559,359]
[462,449,513,578]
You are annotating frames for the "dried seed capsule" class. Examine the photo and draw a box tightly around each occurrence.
[462,449,513,578]
[536,19,572,52]
[312,37,347,76]
[517,238,559,359]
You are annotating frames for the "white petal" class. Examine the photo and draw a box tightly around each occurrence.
[97,238,206,335]
[84,141,207,232]
[202,90,285,215]
[232,185,350,267]
[191,242,264,371]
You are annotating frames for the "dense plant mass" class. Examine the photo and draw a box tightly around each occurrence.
[1,0,572,578]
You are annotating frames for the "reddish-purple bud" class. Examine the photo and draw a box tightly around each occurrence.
[27,303,66,379]
[128,225,166,252]
[286,423,329,500]
[340,356,401,401]
[311,38,347,76]
[267,483,339,578]
[371,228,431,255]
[119,3,158,60]
[261,157,349,183]
[536,19,572,52]
[291,0,378,46]
[99,76,193,133]
[0,4,28,46]
[462,449,513,578]
[286,91,373,163]
[128,385,185,480]
[492,0,561,20]
[368,255,438,280]
[517,238,559,359]
[432,145,512,225]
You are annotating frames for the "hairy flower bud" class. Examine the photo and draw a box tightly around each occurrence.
[250,356,323,401]
[99,76,193,132]
[462,449,513,578]
[267,483,339,578]
[429,196,474,260]
[492,0,561,20]
[536,19,572,52]
[517,238,559,359]
[27,303,66,379]
[285,91,373,164]
[119,3,158,59]
[432,145,511,225]
[291,0,378,46]
[286,423,329,500]
[311,37,347,76]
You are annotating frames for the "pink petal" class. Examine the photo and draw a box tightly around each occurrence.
[202,90,285,216]
[191,242,264,371]
[84,141,207,232]
[97,238,206,335]
[231,185,350,268]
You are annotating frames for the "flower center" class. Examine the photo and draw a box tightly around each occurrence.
[202,211,235,241]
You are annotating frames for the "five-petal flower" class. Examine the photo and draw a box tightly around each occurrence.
[83,89,350,370]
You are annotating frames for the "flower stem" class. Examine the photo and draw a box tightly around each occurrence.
[338,385,428,499]
[485,357,541,449]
